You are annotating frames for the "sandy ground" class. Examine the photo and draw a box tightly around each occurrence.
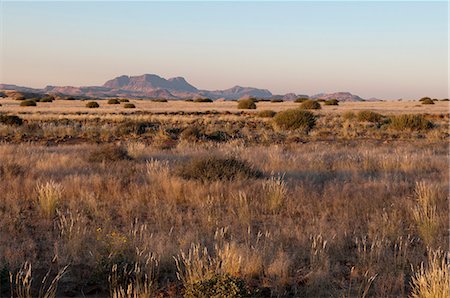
[0,98,448,115]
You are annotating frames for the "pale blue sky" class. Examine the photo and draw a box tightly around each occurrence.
[1,1,448,99]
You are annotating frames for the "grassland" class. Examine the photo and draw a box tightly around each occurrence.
[0,98,448,297]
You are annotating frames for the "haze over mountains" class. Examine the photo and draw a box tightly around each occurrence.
[0,74,373,101]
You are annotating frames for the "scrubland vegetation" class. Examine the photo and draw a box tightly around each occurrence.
[0,101,448,297]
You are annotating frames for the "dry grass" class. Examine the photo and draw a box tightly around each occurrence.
[0,106,448,296]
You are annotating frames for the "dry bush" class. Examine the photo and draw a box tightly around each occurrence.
[36,180,63,219]
[176,156,262,181]
[194,98,213,103]
[389,114,433,131]
[356,110,383,123]
[294,97,308,103]
[151,99,168,103]
[123,103,136,109]
[299,99,321,110]
[119,98,129,103]
[180,126,203,141]
[87,145,131,163]
[324,99,339,105]
[256,110,276,118]
[0,114,23,126]
[412,182,439,248]
[263,175,287,212]
[237,99,256,110]
[86,101,100,108]
[20,100,36,107]
[273,109,316,131]
[108,99,120,105]
[421,98,435,105]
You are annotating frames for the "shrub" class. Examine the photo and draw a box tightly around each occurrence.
[119,98,129,102]
[270,99,283,103]
[39,96,54,102]
[123,103,136,109]
[324,99,339,106]
[237,99,256,110]
[421,98,435,105]
[185,274,250,298]
[108,99,120,104]
[419,97,431,102]
[389,114,433,131]
[87,145,131,163]
[294,98,308,103]
[20,100,36,107]
[257,110,276,118]
[185,99,194,102]
[356,110,383,123]
[273,109,316,131]
[86,101,99,108]
[440,98,449,102]
[176,156,262,181]
[299,100,321,110]
[194,98,213,103]
[180,127,202,141]
[0,114,23,126]
[151,99,168,103]
[205,130,231,142]
[115,121,152,136]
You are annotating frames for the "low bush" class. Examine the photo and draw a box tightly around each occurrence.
[87,145,131,163]
[440,98,449,101]
[86,101,99,108]
[356,110,383,123]
[299,100,321,110]
[294,98,308,103]
[20,100,36,107]
[185,274,250,298]
[123,103,136,109]
[108,99,120,104]
[270,99,283,103]
[421,98,435,105]
[419,97,431,102]
[273,109,316,131]
[115,121,153,136]
[324,99,339,105]
[257,110,276,118]
[389,114,433,131]
[205,130,231,142]
[176,156,262,181]
[151,99,168,103]
[119,98,129,103]
[342,111,356,120]
[0,114,23,126]
[194,98,213,103]
[185,99,194,102]
[180,126,203,141]
[237,99,256,110]
[39,96,54,102]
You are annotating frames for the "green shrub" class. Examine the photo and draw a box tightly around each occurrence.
[119,98,129,102]
[86,101,99,108]
[185,274,250,298]
[356,110,383,123]
[151,99,168,103]
[20,100,36,107]
[389,114,433,131]
[257,110,276,118]
[237,99,256,110]
[294,98,308,103]
[0,114,23,126]
[299,100,321,110]
[273,109,316,131]
[270,99,283,103]
[123,103,136,109]
[324,99,339,106]
[421,98,435,105]
[107,99,120,104]
[176,156,262,181]
[194,98,213,103]
[87,145,131,163]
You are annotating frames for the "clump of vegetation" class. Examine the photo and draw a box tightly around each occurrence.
[0,114,23,126]
[419,97,431,102]
[123,103,136,109]
[270,99,283,103]
[421,98,435,105]
[119,98,129,102]
[87,145,131,163]
[294,98,308,103]
[237,99,256,110]
[342,111,356,120]
[273,109,316,131]
[257,110,276,118]
[389,114,433,131]
[194,98,213,103]
[86,101,100,108]
[324,99,339,105]
[299,99,321,110]
[185,274,250,298]
[440,98,449,101]
[20,100,37,107]
[115,121,151,136]
[37,180,63,219]
[176,156,262,181]
[185,99,194,102]
[108,99,120,104]
[356,110,383,123]
[151,99,168,103]
[38,96,54,102]
[205,130,231,142]
[180,126,203,141]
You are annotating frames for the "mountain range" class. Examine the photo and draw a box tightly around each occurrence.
[0,74,373,101]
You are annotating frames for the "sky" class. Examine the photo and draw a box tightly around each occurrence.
[0,1,448,99]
